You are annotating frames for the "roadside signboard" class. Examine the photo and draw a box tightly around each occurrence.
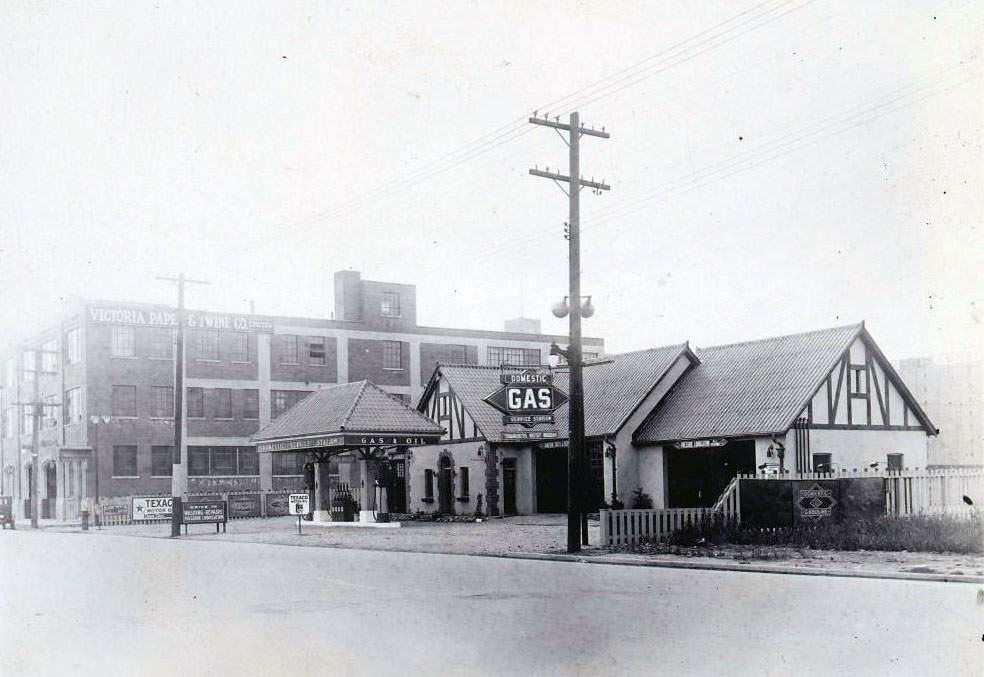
[228,493,262,519]
[290,493,311,534]
[289,493,310,515]
[181,500,227,533]
[132,496,173,521]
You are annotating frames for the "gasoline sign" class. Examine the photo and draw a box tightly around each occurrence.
[484,382,568,415]
[289,493,311,515]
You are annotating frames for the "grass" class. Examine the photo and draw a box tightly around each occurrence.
[655,514,984,554]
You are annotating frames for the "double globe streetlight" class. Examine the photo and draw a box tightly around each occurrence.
[550,295,594,320]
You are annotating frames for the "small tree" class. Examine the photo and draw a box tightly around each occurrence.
[631,488,654,509]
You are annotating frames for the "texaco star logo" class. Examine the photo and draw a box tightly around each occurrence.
[797,483,836,520]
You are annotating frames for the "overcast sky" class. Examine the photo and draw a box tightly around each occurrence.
[1,1,981,362]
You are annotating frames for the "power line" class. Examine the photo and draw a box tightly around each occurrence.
[452,57,979,271]
[285,0,810,233]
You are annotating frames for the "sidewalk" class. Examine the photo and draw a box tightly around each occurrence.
[12,514,984,583]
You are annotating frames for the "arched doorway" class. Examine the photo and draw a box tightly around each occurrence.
[438,453,455,515]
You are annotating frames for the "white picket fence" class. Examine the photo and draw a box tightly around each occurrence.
[599,468,984,546]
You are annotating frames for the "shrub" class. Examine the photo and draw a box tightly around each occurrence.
[630,488,653,509]
[666,514,983,554]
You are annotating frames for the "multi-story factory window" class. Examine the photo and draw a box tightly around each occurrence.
[151,446,173,477]
[187,387,204,418]
[64,388,82,424]
[229,332,249,362]
[272,451,307,476]
[271,390,310,419]
[64,327,82,364]
[2,407,14,437]
[243,389,259,419]
[280,335,298,364]
[188,446,259,476]
[112,385,137,417]
[41,339,58,373]
[112,445,138,477]
[383,340,402,369]
[152,386,174,418]
[111,326,135,358]
[380,291,401,317]
[487,346,540,366]
[197,330,220,360]
[149,328,174,359]
[214,388,232,418]
[43,395,58,428]
[308,337,326,365]
[22,350,36,380]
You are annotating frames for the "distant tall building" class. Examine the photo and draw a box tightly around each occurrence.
[0,270,603,521]
[898,357,984,467]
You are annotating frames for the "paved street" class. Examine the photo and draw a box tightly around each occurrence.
[1,530,980,676]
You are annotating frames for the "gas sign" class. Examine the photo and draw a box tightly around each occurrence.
[484,383,568,415]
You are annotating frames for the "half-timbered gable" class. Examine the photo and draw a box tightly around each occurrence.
[421,376,482,442]
[805,329,933,431]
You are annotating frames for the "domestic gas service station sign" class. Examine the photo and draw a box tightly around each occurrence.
[484,368,568,432]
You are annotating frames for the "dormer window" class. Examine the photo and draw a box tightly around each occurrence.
[381,291,401,317]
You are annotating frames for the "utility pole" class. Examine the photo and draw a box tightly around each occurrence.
[14,347,61,528]
[157,274,209,537]
[529,111,610,553]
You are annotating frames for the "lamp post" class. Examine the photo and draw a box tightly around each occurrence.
[552,294,596,548]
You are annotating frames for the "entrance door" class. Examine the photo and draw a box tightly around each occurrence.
[535,448,568,513]
[386,460,407,514]
[43,464,57,519]
[667,440,756,507]
[502,458,517,515]
[438,456,454,515]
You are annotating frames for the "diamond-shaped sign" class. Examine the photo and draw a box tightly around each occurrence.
[484,383,569,415]
[797,483,837,520]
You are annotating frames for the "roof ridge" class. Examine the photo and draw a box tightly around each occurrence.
[338,380,369,430]
[595,342,689,360]
[695,322,862,352]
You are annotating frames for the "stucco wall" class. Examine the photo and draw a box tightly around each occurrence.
[408,440,486,515]
[635,444,666,507]
[807,428,930,471]
[608,355,694,508]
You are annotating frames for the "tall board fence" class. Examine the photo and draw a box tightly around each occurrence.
[600,468,983,546]
[93,490,297,526]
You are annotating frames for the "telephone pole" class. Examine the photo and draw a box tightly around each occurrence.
[157,273,209,537]
[14,347,61,528]
[529,111,610,553]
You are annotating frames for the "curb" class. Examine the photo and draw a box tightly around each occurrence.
[11,525,982,584]
[498,551,984,584]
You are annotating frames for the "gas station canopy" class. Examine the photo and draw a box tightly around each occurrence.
[252,380,444,454]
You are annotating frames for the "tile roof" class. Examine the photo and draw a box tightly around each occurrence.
[252,380,443,442]
[634,324,863,443]
[431,344,695,443]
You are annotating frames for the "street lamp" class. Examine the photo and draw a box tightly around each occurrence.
[551,294,596,548]
[551,296,594,319]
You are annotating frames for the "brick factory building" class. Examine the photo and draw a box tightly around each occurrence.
[0,270,603,521]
